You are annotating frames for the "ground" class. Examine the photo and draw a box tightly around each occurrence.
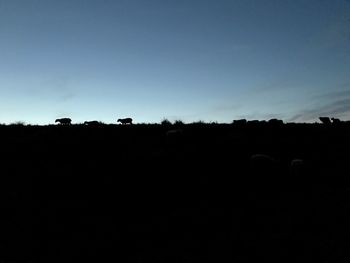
[0,123,349,262]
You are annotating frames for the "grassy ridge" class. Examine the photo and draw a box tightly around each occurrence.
[0,123,349,262]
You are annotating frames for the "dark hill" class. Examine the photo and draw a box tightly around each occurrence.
[0,123,349,262]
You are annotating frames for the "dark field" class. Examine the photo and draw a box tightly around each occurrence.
[0,123,350,262]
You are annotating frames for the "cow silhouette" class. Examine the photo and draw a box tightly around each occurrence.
[117,118,133,125]
[55,118,72,125]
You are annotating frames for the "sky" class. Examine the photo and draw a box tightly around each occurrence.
[0,0,349,124]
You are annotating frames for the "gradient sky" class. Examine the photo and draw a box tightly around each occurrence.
[0,0,349,124]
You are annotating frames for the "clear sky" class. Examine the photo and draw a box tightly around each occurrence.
[0,0,349,124]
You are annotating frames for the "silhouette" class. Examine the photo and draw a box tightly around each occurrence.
[319,117,331,124]
[1,118,350,263]
[174,120,184,126]
[247,120,261,125]
[331,117,341,124]
[233,119,247,125]
[117,118,133,125]
[268,118,284,125]
[55,118,72,125]
[84,121,101,126]
[161,118,172,126]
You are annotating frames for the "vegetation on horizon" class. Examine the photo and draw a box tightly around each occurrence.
[0,116,348,127]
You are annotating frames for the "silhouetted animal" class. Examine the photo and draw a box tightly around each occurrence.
[319,117,331,124]
[84,121,101,126]
[117,118,133,125]
[268,118,284,125]
[55,118,72,125]
[331,118,341,124]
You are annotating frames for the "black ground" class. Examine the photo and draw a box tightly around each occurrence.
[0,122,349,262]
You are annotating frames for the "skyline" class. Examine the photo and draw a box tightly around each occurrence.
[0,0,350,124]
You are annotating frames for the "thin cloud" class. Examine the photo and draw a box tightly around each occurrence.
[315,88,350,100]
[287,114,304,123]
[287,96,350,122]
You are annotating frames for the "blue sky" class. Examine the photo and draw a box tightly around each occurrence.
[0,0,349,124]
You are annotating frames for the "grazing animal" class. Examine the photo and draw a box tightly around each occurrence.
[117,118,133,125]
[55,118,72,125]
[319,117,331,124]
[331,118,341,124]
[268,118,284,125]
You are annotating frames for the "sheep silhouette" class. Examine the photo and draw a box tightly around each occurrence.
[55,118,72,125]
[319,117,331,124]
[117,118,133,125]
[268,118,284,125]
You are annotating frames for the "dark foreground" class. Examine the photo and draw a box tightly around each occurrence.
[0,123,349,262]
